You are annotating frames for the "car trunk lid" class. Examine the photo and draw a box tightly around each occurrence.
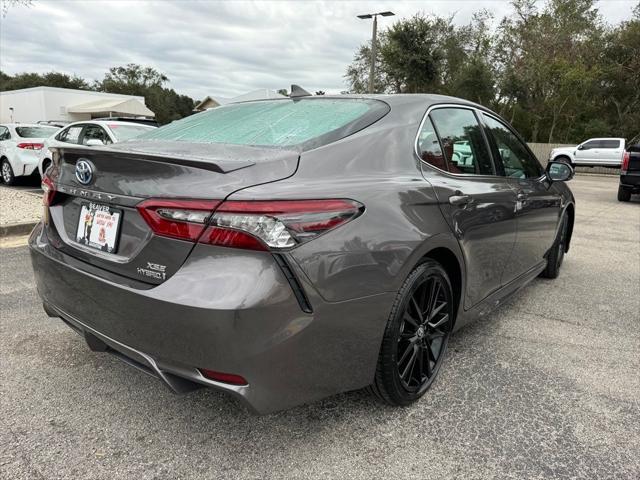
[44,141,300,285]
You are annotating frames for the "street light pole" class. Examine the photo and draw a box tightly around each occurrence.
[357,11,395,94]
[368,14,378,95]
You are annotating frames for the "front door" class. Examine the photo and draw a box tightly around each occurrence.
[480,113,561,283]
[418,107,518,309]
[574,139,600,165]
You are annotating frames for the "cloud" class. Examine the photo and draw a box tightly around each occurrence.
[0,0,636,100]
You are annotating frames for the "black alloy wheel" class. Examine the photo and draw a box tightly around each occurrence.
[541,214,568,279]
[370,260,454,406]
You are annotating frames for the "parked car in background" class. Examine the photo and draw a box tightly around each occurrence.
[91,116,159,127]
[37,120,70,128]
[550,138,626,168]
[618,137,640,202]
[38,120,156,177]
[0,123,60,185]
[30,95,575,413]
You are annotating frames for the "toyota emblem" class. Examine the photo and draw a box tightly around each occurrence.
[75,159,93,185]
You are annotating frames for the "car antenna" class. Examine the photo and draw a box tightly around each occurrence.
[290,85,312,99]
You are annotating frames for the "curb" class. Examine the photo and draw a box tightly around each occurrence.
[0,221,38,237]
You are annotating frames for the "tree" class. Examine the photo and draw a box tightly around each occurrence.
[94,64,168,93]
[94,64,194,124]
[345,41,392,93]
[344,0,639,143]
[2,0,33,17]
[0,71,90,91]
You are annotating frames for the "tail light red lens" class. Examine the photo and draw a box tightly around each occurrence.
[199,368,248,386]
[621,151,630,173]
[41,175,57,207]
[201,199,364,251]
[137,198,364,250]
[17,143,44,150]
[136,199,220,241]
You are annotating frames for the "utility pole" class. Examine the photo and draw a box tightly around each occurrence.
[357,11,395,94]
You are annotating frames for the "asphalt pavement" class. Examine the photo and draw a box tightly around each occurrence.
[1,175,638,479]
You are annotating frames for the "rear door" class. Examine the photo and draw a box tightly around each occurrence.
[480,113,561,283]
[599,139,624,165]
[419,106,518,309]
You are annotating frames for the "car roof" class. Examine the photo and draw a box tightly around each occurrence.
[232,93,483,110]
[64,120,156,128]
[1,123,58,128]
[585,137,625,141]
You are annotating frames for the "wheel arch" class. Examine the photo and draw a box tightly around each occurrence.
[423,247,463,327]
[553,154,574,166]
[40,157,52,176]
[564,202,575,253]
[402,234,466,330]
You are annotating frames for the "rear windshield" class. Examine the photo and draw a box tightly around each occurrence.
[136,98,389,149]
[15,126,59,138]
[107,124,155,142]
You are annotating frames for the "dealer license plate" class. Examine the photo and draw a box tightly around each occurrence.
[75,202,122,253]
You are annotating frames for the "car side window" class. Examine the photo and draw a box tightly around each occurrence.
[429,108,494,175]
[600,140,620,149]
[416,117,449,171]
[57,126,83,144]
[82,125,112,145]
[0,127,10,141]
[581,140,598,150]
[481,114,543,179]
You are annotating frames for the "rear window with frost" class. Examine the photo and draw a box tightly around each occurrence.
[15,126,59,138]
[137,98,389,150]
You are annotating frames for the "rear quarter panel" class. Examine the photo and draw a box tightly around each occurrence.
[228,100,464,303]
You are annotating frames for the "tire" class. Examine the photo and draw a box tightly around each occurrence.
[617,186,631,202]
[554,156,574,169]
[1,158,16,185]
[540,215,568,279]
[369,259,455,406]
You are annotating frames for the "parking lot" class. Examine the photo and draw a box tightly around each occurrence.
[1,175,638,479]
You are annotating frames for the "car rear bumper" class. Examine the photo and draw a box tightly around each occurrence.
[29,223,393,413]
[13,149,40,176]
[620,173,640,191]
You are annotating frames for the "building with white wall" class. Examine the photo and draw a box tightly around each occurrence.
[0,86,154,123]
[193,89,285,111]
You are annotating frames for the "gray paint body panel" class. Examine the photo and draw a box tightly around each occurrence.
[29,94,575,412]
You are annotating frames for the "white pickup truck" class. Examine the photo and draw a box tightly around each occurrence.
[549,138,626,168]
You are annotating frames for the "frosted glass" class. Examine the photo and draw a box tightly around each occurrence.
[139,99,375,147]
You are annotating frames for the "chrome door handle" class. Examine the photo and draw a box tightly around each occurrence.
[449,194,472,206]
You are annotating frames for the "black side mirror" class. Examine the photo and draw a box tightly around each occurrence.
[577,144,585,150]
[546,161,574,182]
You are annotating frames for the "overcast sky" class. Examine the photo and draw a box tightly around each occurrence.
[1,0,637,100]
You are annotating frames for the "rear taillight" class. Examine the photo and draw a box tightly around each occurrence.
[621,151,630,173]
[136,199,220,241]
[201,199,364,251]
[137,198,364,250]
[41,175,57,207]
[17,143,44,150]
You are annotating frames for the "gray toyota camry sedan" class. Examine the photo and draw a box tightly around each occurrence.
[30,94,575,413]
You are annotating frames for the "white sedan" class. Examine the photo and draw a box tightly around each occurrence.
[0,124,60,185]
[38,120,156,177]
